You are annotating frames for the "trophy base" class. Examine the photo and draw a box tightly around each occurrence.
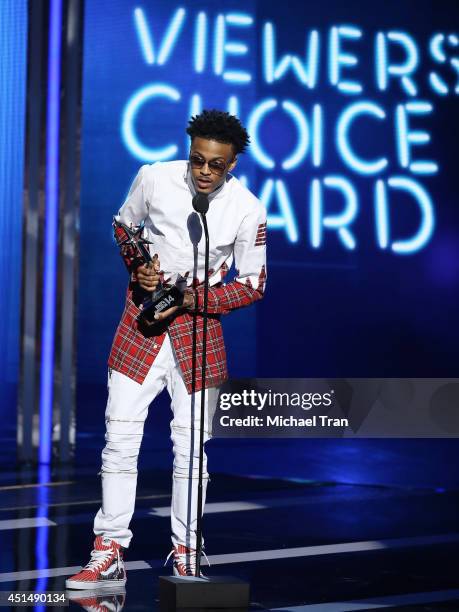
[139,285,184,325]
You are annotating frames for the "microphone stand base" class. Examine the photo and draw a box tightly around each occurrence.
[159,575,250,611]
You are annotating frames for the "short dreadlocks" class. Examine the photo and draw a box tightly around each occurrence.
[186,109,250,155]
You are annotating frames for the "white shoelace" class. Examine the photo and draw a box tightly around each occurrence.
[85,547,120,572]
[164,547,210,572]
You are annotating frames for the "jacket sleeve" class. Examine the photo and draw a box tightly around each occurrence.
[113,165,150,274]
[194,204,267,315]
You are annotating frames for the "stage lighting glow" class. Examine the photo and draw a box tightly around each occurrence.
[387,177,435,254]
[190,93,201,118]
[214,14,225,75]
[214,12,253,83]
[194,12,207,73]
[223,71,251,83]
[264,23,319,87]
[274,179,299,243]
[228,95,240,117]
[406,101,433,115]
[310,179,322,248]
[225,42,248,55]
[157,8,186,65]
[337,101,388,175]
[122,84,181,161]
[409,162,438,174]
[429,73,448,95]
[329,25,363,94]
[395,104,409,168]
[263,23,275,84]
[375,179,389,249]
[322,176,358,249]
[134,8,155,64]
[259,178,299,243]
[430,33,447,63]
[1,0,27,441]
[247,99,277,169]
[312,104,323,167]
[310,177,358,249]
[40,0,62,465]
[376,31,419,96]
[226,13,253,26]
[395,101,438,174]
[110,5,456,255]
[452,58,459,93]
[281,100,310,171]
[375,33,386,93]
[428,33,459,95]
[133,7,186,67]
[34,464,51,602]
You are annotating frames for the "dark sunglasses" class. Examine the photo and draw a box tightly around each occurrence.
[189,153,233,176]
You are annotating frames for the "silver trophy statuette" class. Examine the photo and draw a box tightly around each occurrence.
[113,218,184,325]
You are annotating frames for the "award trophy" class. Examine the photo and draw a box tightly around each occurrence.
[113,218,184,325]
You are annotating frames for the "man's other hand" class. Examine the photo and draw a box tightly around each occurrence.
[153,292,195,321]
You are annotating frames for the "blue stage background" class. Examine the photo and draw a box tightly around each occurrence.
[0,0,28,431]
[78,0,459,431]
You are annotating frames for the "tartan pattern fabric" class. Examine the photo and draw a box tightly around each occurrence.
[108,282,259,393]
[108,289,166,385]
[168,306,228,393]
[108,278,264,393]
[254,222,267,246]
[195,267,266,315]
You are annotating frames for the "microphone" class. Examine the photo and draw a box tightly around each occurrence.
[192,193,209,215]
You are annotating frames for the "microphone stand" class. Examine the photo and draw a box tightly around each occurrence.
[195,211,209,578]
[158,191,249,610]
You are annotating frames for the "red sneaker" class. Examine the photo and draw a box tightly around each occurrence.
[66,536,126,590]
[164,544,210,578]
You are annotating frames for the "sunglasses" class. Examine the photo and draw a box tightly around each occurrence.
[189,153,233,176]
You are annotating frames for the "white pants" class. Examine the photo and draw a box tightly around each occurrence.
[93,333,219,550]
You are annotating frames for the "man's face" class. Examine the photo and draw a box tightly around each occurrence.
[189,137,237,194]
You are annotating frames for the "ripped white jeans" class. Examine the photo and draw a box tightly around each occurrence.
[93,333,219,550]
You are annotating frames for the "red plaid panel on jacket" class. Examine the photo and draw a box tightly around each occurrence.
[107,289,166,384]
[195,266,266,315]
[108,281,262,393]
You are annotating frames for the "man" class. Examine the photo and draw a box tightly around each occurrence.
[66,109,267,588]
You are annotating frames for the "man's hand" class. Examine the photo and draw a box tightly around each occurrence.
[153,291,195,321]
[136,255,160,292]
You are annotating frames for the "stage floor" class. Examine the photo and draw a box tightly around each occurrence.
[1,437,458,611]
